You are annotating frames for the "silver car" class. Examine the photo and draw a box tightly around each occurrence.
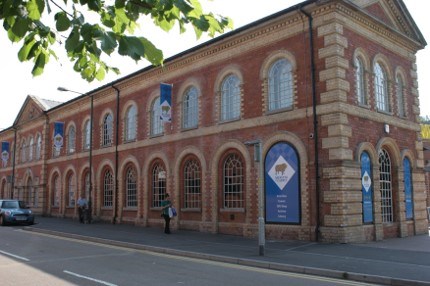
[0,200,35,226]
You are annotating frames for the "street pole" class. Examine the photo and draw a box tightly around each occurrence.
[57,87,92,223]
[245,140,265,256]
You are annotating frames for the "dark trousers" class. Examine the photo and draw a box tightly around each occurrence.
[78,207,85,223]
[163,214,171,234]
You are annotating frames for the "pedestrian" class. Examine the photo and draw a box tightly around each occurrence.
[77,195,88,223]
[161,193,172,234]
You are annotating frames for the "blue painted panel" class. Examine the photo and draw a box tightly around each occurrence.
[403,158,414,220]
[265,142,300,224]
[361,152,374,223]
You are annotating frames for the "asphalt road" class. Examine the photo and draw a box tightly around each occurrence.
[0,226,379,286]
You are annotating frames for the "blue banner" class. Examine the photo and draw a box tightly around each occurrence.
[54,122,64,151]
[403,158,413,220]
[1,141,10,167]
[160,83,172,122]
[265,142,300,224]
[361,152,374,223]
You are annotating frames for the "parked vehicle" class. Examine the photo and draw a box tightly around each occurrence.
[0,200,35,226]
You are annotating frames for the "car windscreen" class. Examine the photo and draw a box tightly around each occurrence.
[1,201,20,209]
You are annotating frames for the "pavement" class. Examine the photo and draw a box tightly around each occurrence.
[23,216,430,286]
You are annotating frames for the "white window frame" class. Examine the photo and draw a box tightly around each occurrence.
[221,74,241,121]
[355,57,367,105]
[223,154,244,209]
[151,97,164,136]
[183,159,201,209]
[379,149,393,223]
[374,63,389,112]
[125,105,137,141]
[125,167,137,207]
[103,169,114,208]
[67,126,76,154]
[396,75,405,117]
[183,86,199,129]
[102,113,113,146]
[268,59,293,111]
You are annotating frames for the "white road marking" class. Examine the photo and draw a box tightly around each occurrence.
[0,249,30,261]
[64,270,118,286]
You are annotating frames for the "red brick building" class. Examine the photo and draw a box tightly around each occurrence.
[0,0,427,243]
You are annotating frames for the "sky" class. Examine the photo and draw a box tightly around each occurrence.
[0,0,428,129]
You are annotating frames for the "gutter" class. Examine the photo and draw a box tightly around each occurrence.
[111,85,120,224]
[299,6,321,241]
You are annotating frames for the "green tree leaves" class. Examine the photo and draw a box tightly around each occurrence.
[0,0,233,82]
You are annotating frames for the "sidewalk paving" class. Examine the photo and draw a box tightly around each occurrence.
[24,216,430,286]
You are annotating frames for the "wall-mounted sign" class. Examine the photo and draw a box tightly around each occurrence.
[361,152,374,223]
[265,142,300,224]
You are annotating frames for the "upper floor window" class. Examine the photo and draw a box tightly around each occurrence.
[102,113,113,146]
[36,134,41,160]
[268,59,293,111]
[396,75,405,117]
[21,141,27,163]
[67,126,76,154]
[83,120,91,150]
[125,105,137,141]
[28,137,34,161]
[355,57,367,105]
[374,63,389,112]
[183,86,198,129]
[151,97,164,136]
[221,74,241,121]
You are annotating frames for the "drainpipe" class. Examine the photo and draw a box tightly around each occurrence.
[111,85,120,224]
[300,6,321,241]
[11,127,17,199]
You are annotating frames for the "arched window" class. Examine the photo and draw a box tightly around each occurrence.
[102,113,113,146]
[183,86,199,129]
[223,154,243,208]
[151,97,164,136]
[103,169,114,207]
[152,163,166,207]
[374,63,389,112]
[355,57,367,105]
[53,175,60,207]
[83,119,91,150]
[379,149,393,223]
[125,105,137,141]
[125,167,137,207]
[67,174,75,207]
[67,126,76,154]
[221,74,241,121]
[268,59,293,111]
[21,140,27,163]
[36,134,42,160]
[403,158,414,220]
[183,159,201,209]
[396,75,405,117]
[84,172,90,200]
[28,137,34,161]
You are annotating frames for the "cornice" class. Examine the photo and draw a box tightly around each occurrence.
[117,13,306,95]
[335,3,421,51]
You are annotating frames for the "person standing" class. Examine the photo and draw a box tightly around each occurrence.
[77,195,88,223]
[161,193,172,234]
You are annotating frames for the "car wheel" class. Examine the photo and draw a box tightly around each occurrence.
[0,215,6,226]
